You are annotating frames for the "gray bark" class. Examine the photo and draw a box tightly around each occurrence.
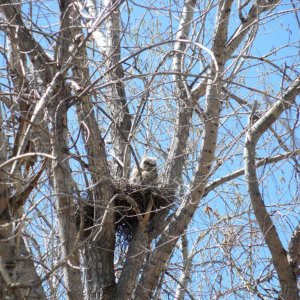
[0,105,47,300]
[174,235,193,300]
[47,83,83,299]
[58,1,117,298]
[0,0,298,299]
[288,224,300,278]
[244,76,300,300]
[134,1,234,297]
[113,227,149,300]
[0,8,48,298]
[163,0,196,188]
[0,0,53,83]
[102,0,132,178]
[133,1,288,297]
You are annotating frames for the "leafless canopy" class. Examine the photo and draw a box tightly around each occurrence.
[0,0,299,299]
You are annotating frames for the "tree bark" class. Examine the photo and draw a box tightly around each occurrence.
[135,1,234,297]
[58,1,117,298]
[48,85,83,300]
[103,0,132,178]
[163,0,196,188]
[113,227,149,300]
[244,77,300,299]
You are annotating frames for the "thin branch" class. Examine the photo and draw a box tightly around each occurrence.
[0,153,54,170]
[204,148,300,195]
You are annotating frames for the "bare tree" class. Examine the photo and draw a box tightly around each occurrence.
[0,0,299,299]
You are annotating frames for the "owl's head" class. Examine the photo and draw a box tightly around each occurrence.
[141,157,157,171]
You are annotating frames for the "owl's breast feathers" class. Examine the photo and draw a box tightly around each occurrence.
[141,169,158,185]
[130,157,158,185]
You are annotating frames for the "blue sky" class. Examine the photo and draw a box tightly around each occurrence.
[0,0,299,298]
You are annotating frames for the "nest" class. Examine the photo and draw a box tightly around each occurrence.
[75,179,174,240]
[113,179,174,239]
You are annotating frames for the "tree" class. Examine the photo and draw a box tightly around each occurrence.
[0,0,299,299]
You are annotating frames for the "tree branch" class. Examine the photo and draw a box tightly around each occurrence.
[0,0,53,82]
[163,0,197,188]
[204,148,300,195]
[135,1,234,297]
[288,224,300,276]
[244,76,300,299]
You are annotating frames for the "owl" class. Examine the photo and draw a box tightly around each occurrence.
[130,157,158,186]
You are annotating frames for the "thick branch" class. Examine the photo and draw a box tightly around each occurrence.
[113,227,149,300]
[9,71,62,175]
[49,89,83,300]
[249,76,300,144]
[174,234,193,300]
[244,134,298,299]
[134,1,234,298]
[226,0,280,58]
[288,224,300,276]
[244,77,300,299]
[64,1,117,298]
[102,0,131,178]
[163,0,196,188]
[0,0,53,82]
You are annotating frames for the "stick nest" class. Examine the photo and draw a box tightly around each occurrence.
[113,179,174,238]
[76,179,174,240]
